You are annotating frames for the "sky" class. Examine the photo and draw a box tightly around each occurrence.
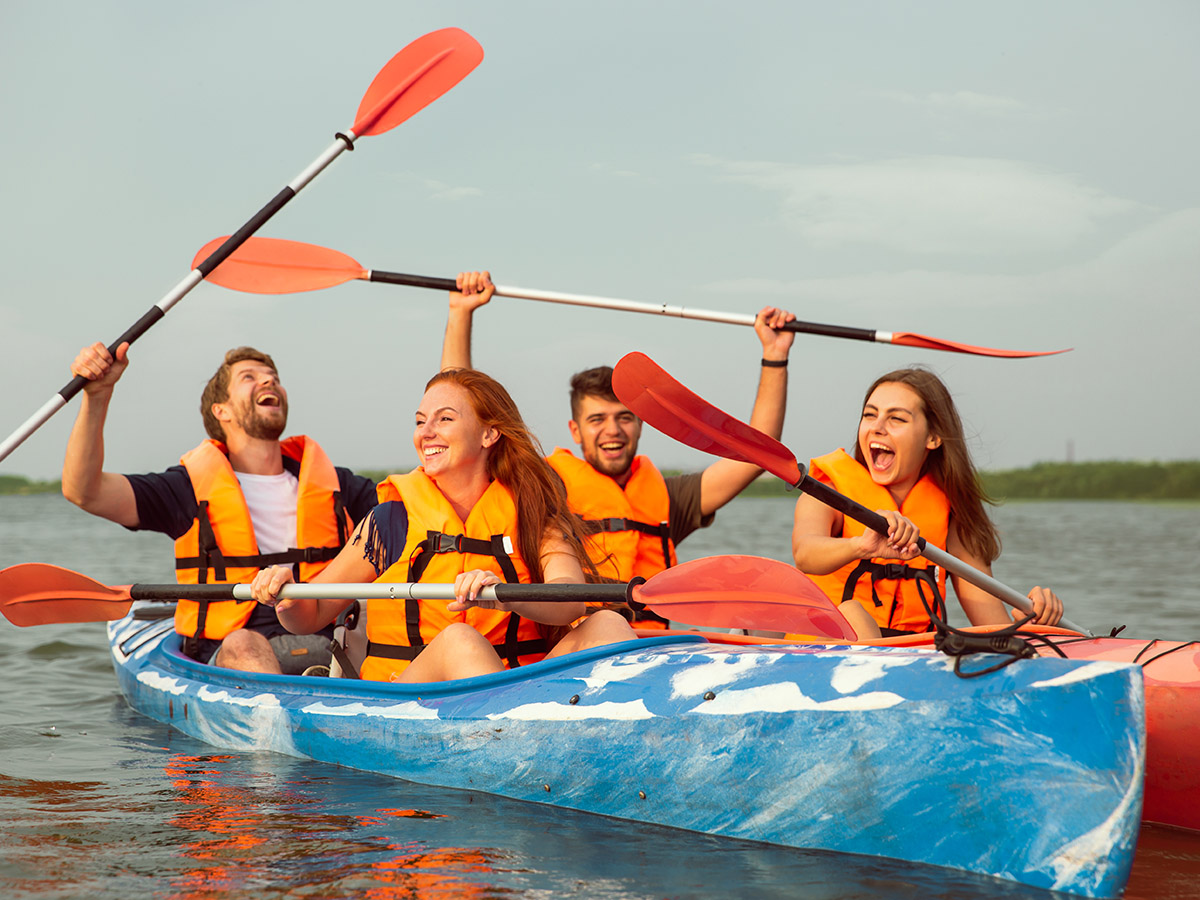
[1,1,1196,481]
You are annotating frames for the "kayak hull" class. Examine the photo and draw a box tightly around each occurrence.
[110,613,1144,898]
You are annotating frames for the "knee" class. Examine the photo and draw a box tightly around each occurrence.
[580,609,638,642]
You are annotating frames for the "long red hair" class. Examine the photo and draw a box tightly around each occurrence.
[425,369,594,582]
[853,367,1001,563]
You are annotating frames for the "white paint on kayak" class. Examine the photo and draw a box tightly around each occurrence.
[693,681,905,715]
[301,699,440,720]
[487,699,654,721]
[580,651,675,690]
[138,670,189,695]
[1048,732,1146,894]
[668,650,781,699]
[829,655,927,694]
[197,685,283,709]
[1031,660,1131,689]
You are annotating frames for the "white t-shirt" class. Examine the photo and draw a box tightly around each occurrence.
[236,470,299,554]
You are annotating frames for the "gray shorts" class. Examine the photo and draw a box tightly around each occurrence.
[269,633,333,675]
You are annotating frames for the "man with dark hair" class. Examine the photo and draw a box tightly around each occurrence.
[440,272,796,620]
[63,341,377,672]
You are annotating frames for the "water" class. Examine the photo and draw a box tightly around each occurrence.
[2,494,1199,898]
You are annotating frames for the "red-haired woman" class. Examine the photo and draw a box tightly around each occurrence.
[792,368,1064,637]
[251,366,636,682]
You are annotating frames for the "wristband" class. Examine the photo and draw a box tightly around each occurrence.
[761,358,788,368]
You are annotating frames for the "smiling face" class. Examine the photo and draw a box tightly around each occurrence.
[413,381,498,482]
[215,359,288,441]
[568,394,642,485]
[857,381,942,503]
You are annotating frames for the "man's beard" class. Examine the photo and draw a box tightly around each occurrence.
[235,397,288,440]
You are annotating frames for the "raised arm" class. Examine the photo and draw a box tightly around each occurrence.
[61,342,140,527]
[698,306,796,516]
[440,270,494,371]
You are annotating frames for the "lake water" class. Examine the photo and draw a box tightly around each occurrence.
[2,493,1198,898]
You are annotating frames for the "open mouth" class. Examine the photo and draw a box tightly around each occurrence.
[868,442,895,472]
[599,442,625,454]
[255,391,281,408]
[424,446,447,458]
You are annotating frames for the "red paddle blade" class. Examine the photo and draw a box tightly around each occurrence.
[194,236,365,294]
[635,555,856,639]
[0,564,134,626]
[352,28,484,137]
[889,332,1071,358]
[612,351,803,485]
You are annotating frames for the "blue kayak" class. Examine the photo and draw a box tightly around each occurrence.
[109,610,1144,898]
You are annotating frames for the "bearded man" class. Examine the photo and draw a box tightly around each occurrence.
[62,343,377,672]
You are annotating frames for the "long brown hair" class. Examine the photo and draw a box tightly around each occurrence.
[426,368,595,582]
[853,368,1001,563]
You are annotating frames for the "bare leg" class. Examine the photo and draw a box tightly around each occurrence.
[211,628,283,674]
[837,599,881,641]
[545,609,638,660]
[392,623,505,683]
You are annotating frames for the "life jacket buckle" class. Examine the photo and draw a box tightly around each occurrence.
[878,563,910,580]
[431,532,465,554]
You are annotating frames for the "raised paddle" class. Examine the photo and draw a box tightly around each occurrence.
[0,556,859,639]
[0,28,484,465]
[610,351,1093,636]
[188,236,1070,359]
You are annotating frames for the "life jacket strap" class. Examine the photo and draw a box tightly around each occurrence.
[842,559,945,632]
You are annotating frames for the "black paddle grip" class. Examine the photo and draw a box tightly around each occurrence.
[491,583,631,604]
[56,307,167,403]
[782,320,875,342]
[195,187,296,276]
[130,584,244,601]
[370,271,459,291]
[799,474,929,551]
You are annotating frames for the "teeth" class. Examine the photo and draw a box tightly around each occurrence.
[424,447,446,456]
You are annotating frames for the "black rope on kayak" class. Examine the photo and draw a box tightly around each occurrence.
[915,580,1040,679]
[1133,639,1199,667]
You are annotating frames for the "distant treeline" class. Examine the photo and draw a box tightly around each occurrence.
[0,475,61,495]
[980,460,1200,501]
[3,461,1197,501]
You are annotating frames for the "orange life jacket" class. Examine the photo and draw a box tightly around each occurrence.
[546,448,677,580]
[546,448,676,628]
[360,469,549,681]
[173,436,352,640]
[806,449,949,634]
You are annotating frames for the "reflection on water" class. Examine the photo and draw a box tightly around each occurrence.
[2,494,1199,898]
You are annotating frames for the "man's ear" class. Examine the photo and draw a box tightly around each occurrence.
[567,419,583,446]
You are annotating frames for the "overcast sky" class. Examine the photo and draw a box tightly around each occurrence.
[1,1,1196,481]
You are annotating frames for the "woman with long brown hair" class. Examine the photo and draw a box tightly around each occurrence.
[250,366,636,682]
[792,367,1064,636]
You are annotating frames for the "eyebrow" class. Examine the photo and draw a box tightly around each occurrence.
[863,403,914,416]
[416,405,459,417]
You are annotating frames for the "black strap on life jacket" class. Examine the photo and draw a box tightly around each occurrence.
[842,559,947,635]
[583,517,673,626]
[583,516,674,571]
[175,495,349,638]
[362,530,549,669]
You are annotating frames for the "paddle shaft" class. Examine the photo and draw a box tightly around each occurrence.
[128,581,639,605]
[0,141,359,465]
[368,270,883,342]
[797,472,1091,635]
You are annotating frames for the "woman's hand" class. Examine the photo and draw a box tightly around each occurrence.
[448,569,504,611]
[250,564,296,609]
[450,270,494,313]
[855,510,921,560]
[1019,586,1064,626]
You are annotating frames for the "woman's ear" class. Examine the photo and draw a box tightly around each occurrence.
[481,425,500,449]
[926,433,943,450]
